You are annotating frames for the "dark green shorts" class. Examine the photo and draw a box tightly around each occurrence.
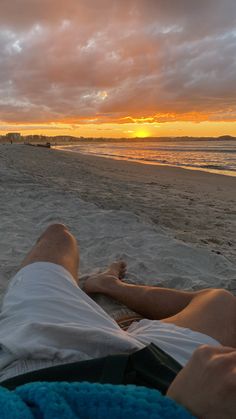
[1,343,182,394]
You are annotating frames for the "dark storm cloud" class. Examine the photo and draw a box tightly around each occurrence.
[0,0,236,124]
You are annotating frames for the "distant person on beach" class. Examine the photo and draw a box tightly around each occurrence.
[0,223,235,418]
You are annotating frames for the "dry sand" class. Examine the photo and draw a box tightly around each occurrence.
[0,144,235,317]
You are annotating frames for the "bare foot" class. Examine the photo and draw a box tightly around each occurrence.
[83,261,127,294]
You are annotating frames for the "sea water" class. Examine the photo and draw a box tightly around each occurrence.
[55,138,236,177]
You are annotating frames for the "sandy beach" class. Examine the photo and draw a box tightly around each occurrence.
[0,144,235,317]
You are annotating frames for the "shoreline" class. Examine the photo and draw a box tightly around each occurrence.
[53,144,236,192]
[54,146,236,178]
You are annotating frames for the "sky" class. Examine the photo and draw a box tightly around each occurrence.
[0,0,236,138]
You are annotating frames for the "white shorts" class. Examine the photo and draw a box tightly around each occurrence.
[0,262,220,382]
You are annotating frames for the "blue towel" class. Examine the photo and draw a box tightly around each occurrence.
[0,381,194,418]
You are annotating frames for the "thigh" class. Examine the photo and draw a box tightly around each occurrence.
[4,262,118,330]
[127,318,219,366]
[0,263,143,376]
[161,289,236,347]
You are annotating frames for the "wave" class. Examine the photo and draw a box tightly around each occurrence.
[54,145,236,176]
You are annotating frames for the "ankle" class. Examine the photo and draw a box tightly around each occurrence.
[101,277,129,298]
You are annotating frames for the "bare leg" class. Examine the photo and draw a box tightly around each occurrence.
[84,272,236,347]
[84,273,202,319]
[162,289,236,347]
[20,223,80,283]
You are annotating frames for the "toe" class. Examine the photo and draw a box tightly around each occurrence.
[108,260,127,279]
[118,261,127,279]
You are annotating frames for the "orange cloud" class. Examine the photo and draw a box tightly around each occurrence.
[0,0,236,131]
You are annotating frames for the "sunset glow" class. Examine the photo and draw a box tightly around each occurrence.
[0,1,236,138]
[135,128,151,138]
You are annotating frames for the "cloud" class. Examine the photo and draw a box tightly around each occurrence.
[0,0,236,124]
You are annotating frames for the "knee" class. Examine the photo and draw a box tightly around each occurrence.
[45,223,68,236]
[208,288,235,307]
[39,223,77,246]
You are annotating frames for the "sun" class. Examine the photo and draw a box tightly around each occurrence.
[135,128,150,138]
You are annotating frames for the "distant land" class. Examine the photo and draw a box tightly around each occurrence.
[0,132,236,145]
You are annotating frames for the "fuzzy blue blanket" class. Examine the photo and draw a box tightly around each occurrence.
[0,381,194,418]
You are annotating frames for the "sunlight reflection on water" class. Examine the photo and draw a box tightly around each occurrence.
[54,139,236,177]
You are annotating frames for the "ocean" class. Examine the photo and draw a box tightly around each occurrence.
[54,138,236,177]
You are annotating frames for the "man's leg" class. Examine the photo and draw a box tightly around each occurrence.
[84,272,236,347]
[20,223,80,283]
[162,289,236,347]
[84,272,206,319]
